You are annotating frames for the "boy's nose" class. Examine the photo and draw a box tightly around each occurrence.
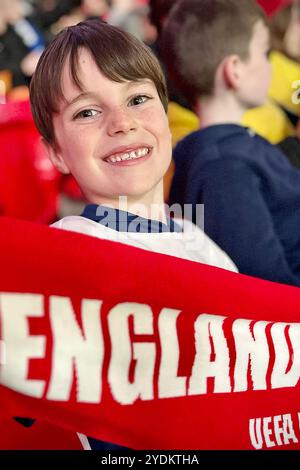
[106,108,137,136]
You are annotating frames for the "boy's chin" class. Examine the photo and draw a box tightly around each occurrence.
[123,189,157,200]
[124,179,164,198]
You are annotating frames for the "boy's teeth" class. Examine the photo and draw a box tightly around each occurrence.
[105,147,149,163]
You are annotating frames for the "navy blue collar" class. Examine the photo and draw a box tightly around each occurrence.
[81,204,182,233]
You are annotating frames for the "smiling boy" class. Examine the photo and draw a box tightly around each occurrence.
[28,18,236,449]
[42,50,171,212]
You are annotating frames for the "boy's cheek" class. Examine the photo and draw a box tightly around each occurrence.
[139,105,167,123]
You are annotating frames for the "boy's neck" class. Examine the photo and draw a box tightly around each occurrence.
[195,93,247,129]
[87,181,168,224]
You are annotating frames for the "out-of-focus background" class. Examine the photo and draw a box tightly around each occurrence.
[0,0,299,224]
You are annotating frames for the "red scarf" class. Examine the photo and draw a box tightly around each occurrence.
[1,217,300,450]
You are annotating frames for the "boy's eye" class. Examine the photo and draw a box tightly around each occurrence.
[74,109,100,119]
[128,95,151,106]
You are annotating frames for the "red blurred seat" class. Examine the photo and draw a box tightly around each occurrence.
[257,0,293,16]
[0,99,60,223]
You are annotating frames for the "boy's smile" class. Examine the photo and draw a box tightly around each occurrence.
[45,48,172,207]
[102,144,152,165]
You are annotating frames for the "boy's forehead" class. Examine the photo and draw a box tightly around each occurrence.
[61,49,97,86]
[58,50,156,110]
[59,49,102,102]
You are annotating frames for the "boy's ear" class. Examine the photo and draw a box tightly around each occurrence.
[222,55,242,90]
[41,138,70,175]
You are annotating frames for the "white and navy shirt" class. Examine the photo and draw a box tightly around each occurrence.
[52,204,237,272]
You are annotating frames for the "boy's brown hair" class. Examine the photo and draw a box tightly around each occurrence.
[30,19,168,146]
[161,0,266,106]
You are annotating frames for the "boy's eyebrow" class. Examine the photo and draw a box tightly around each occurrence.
[65,92,100,109]
[127,78,153,88]
[65,79,153,109]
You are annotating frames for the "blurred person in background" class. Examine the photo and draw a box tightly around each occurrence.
[269,0,300,62]
[49,0,110,34]
[148,0,295,149]
[29,0,88,42]
[108,0,154,42]
[162,0,300,287]
[0,0,110,87]
[148,0,296,203]
[268,0,300,124]
[0,0,45,88]
[268,0,300,169]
